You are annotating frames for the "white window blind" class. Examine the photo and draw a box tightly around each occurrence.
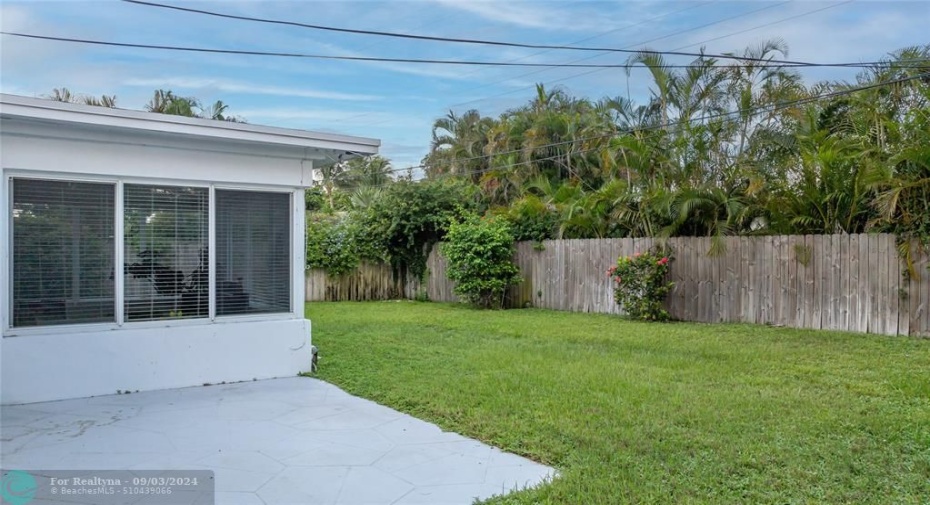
[216,190,291,315]
[123,185,209,321]
[11,178,116,327]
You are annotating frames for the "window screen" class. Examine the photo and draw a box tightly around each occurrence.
[11,178,115,327]
[216,190,291,315]
[124,185,208,321]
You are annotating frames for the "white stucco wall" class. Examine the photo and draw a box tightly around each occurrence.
[0,100,376,405]
[0,120,317,187]
[1,319,312,405]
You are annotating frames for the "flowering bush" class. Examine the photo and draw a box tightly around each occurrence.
[608,250,673,321]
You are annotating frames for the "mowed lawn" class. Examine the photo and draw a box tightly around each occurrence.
[307,301,930,504]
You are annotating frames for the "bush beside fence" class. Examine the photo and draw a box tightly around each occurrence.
[306,234,929,337]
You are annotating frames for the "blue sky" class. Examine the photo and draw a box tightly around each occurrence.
[1,0,926,169]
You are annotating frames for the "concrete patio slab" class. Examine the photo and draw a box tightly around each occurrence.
[1,377,554,505]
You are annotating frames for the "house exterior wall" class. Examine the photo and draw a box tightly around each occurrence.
[0,119,318,187]
[1,319,312,404]
[0,116,326,404]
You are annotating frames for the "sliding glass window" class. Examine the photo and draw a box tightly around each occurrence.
[11,178,116,327]
[123,185,209,321]
[9,179,292,328]
[216,190,291,316]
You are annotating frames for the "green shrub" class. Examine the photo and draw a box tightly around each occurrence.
[304,186,327,213]
[442,215,521,309]
[306,214,385,276]
[609,250,674,321]
[497,194,558,243]
[360,179,478,279]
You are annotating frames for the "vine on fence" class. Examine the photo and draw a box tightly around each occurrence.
[306,215,385,276]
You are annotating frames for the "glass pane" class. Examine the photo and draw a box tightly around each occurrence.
[123,185,208,321]
[216,190,291,315]
[12,178,115,327]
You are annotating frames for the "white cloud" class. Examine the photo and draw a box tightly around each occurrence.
[306,38,490,81]
[122,77,381,101]
[662,2,924,85]
[0,83,38,97]
[437,1,929,111]
[235,107,432,167]
[432,0,592,31]
[235,107,423,127]
[1,4,77,78]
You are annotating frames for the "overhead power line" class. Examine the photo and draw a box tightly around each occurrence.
[3,32,925,71]
[325,1,719,128]
[669,0,854,51]
[121,0,878,69]
[375,71,930,180]
[436,1,793,111]
[442,0,855,111]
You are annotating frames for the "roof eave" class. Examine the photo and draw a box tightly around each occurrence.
[0,94,380,155]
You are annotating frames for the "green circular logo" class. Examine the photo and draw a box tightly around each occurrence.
[1,471,37,505]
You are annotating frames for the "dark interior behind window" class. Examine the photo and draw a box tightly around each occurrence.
[216,190,291,315]
[123,184,209,321]
[12,178,115,327]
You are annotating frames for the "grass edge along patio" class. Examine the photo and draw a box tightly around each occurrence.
[310,301,930,505]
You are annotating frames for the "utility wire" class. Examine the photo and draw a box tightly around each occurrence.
[441,0,784,108]
[336,1,803,131]
[455,1,717,80]
[122,0,845,67]
[669,0,854,51]
[4,32,917,70]
[326,0,718,127]
[442,0,857,111]
[366,71,930,181]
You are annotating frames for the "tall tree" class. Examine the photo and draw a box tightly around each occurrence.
[146,89,198,117]
[339,155,394,189]
[46,87,117,108]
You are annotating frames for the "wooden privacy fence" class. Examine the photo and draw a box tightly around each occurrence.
[305,262,416,302]
[306,233,930,336]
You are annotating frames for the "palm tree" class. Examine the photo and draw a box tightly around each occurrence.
[559,179,629,239]
[48,88,75,103]
[146,89,198,117]
[145,89,172,113]
[425,110,496,180]
[202,100,229,120]
[349,186,383,211]
[417,41,930,251]
[339,155,394,190]
[45,88,116,108]
[83,95,117,108]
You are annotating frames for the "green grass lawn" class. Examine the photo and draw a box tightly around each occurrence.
[307,301,930,504]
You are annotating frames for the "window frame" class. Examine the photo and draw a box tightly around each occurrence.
[212,185,295,322]
[122,182,211,323]
[3,170,299,337]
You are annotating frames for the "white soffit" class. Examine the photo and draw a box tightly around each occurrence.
[0,94,380,156]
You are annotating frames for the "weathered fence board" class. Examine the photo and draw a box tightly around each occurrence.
[848,235,860,333]
[858,234,870,333]
[306,234,930,336]
[868,235,881,335]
